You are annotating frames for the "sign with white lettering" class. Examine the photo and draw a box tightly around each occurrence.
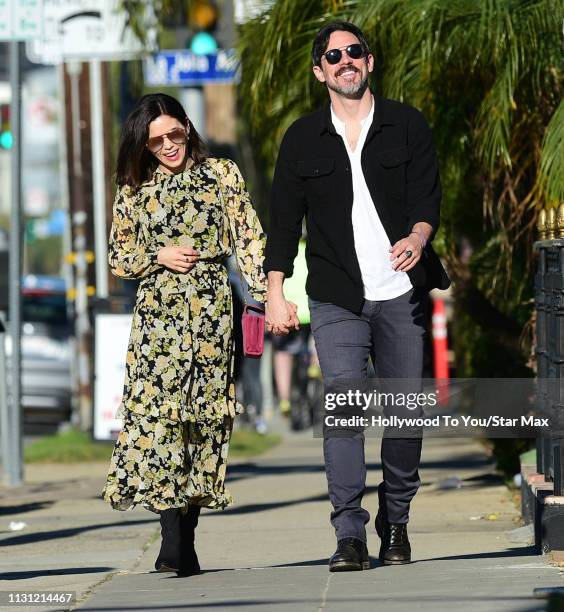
[26,0,152,64]
[144,49,239,86]
[0,0,43,41]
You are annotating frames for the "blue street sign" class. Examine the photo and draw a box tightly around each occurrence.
[144,49,239,87]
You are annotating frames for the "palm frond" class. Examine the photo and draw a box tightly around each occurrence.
[538,100,564,203]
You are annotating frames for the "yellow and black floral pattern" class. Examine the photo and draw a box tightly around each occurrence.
[102,158,267,512]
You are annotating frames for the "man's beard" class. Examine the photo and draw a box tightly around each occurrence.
[326,70,369,98]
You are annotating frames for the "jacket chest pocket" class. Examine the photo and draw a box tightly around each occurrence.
[297,158,336,203]
[376,146,411,198]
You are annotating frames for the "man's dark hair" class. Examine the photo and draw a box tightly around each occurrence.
[311,21,371,67]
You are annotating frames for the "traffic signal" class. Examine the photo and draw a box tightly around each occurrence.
[0,104,12,150]
[189,1,219,55]
[190,0,217,30]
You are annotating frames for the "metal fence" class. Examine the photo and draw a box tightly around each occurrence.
[535,208,564,495]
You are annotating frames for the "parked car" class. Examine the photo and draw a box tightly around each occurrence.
[4,275,73,430]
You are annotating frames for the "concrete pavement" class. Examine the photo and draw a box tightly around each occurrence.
[1,430,563,611]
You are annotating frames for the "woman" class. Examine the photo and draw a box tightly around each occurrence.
[102,93,267,577]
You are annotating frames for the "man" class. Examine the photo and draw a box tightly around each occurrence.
[264,21,450,571]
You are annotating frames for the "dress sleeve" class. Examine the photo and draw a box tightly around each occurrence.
[108,185,162,279]
[216,159,267,302]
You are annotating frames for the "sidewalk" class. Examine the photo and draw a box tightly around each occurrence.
[1,431,562,611]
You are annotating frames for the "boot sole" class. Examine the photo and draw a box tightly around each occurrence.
[382,558,411,565]
[379,549,411,565]
[329,560,371,572]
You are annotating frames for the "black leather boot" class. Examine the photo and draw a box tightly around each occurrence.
[375,513,411,565]
[154,508,180,572]
[328,537,370,572]
[177,505,201,577]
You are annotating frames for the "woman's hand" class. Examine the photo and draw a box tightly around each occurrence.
[157,246,200,272]
[266,293,299,336]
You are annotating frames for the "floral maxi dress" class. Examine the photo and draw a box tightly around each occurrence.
[102,158,267,513]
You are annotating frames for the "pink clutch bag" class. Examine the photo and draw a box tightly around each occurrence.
[242,304,265,357]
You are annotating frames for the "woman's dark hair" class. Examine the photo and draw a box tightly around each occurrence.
[115,93,207,189]
[311,21,371,67]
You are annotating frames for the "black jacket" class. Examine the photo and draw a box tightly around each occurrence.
[264,93,451,314]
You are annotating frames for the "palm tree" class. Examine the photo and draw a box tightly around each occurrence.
[238,0,563,380]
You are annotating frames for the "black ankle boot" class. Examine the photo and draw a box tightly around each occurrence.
[375,512,411,565]
[177,505,201,577]
[154,508,180,572]
[328,538,370,572]
[374,483,412,565]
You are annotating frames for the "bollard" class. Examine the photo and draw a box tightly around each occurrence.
[432,298,449,404]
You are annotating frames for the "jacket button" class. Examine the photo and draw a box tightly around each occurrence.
[313,169,319,175]
[345,167,350,172]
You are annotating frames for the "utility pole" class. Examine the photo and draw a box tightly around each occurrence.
[66,61,93,432]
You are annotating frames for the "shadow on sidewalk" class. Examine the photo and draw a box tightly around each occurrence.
[227,454,494,484]
[205,486,379,517]
[173,546,537,576]
[0,517,157,547]
[1,566,115,580]
[199,546,537,572]
[0,501,55,515]
[419,546,538,562]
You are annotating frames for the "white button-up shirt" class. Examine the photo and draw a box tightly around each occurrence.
[331,100,413,300]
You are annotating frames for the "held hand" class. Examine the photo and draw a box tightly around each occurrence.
[286,301,300,330]
[389,234,422,272]
[157,246,200,273]
[266,294,300,336]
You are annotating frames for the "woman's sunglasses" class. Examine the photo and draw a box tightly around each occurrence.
[147,127,188,153]
[323,43,366,65]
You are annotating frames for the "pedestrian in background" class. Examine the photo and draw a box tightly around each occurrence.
[271,238,317,429]
[102,93,268,577]
[265,22,450,571]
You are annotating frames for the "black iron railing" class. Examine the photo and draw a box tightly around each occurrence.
[535,207,564,496]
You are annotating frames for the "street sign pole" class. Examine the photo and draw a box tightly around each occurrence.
[7,39,23,486]
[0,0,43,486]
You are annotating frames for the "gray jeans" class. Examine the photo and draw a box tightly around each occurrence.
[309,288,427,542]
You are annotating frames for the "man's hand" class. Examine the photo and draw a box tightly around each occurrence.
[266,293,299,336]
[157,246,200,273]
[390,234,423,273]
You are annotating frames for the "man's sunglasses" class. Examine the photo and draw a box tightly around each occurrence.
[147,127,188,153]
[322,43,367,65]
